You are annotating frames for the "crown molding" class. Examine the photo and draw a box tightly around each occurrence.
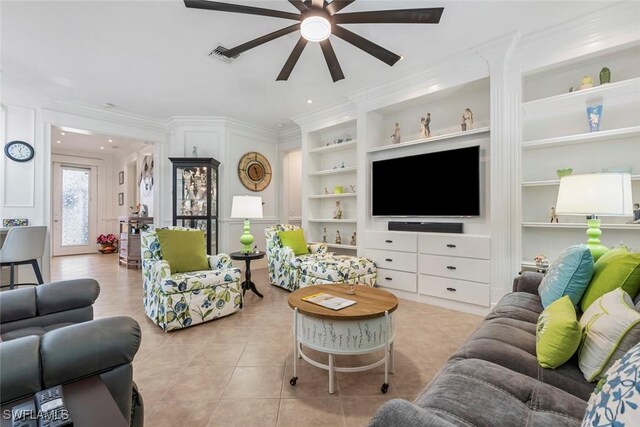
[290,100,356,132]
[167,116,278,141]
[279,126,301,142]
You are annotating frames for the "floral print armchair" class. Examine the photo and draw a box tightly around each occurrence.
[141,227,243,331]
[265,224,377,292]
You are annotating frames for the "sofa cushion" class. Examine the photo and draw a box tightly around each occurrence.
[578,288,640,382]
[536,296,582,369]
[160,268,242,294]
[412,359,587,426]
[582,342,640,427]
[298,255,376,282]
[0,287,36,323]
[580,245,640,312]
[486,292,544,324]
[155,228,209,274]
[451,317,594,400]
[0,323,75,341]
[539,244,593,308]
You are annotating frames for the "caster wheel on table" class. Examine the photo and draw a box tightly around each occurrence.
[290,377,298,386]
[381,383,389,394]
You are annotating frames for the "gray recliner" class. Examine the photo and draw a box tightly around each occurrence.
[0,279,144,426]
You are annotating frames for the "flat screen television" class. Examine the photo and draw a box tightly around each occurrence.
[371,145,480,217]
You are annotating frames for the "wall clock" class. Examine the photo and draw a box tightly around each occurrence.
[238,152,272,192]
[4,140,35,162]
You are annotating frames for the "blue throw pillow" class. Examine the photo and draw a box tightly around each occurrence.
[582,342,640,426]
[538,244,594,308]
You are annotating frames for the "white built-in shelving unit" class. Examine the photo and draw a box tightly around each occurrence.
[521,43,640,262]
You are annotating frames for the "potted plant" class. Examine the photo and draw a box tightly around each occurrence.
[97,233,118,254]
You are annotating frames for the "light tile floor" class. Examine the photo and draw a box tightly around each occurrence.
[51,254,482,427]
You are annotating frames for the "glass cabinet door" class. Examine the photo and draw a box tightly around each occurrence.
[176,166,209,218]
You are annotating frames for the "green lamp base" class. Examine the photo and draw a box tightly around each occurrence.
[239,218,254,254]
[585,218,608,262]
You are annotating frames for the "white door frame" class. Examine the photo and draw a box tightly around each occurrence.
[52,162,98,256]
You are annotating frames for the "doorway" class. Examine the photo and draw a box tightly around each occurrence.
[52,163,98,256]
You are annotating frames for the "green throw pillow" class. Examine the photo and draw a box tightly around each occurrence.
[278,229,309,256]
[536,295,582,369]
[580,246,640,312]
[155,229,209,274]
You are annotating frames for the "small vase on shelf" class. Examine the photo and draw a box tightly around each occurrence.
[586,105,603,132]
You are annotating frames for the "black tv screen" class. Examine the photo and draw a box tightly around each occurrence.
[371,146,480,216]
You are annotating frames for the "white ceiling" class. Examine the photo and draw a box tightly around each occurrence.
[2,1,612,129]
[51,126,150,157]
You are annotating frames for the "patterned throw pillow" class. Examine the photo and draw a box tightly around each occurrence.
[582,342,640,427]
[579,288,640,382]
[536,295,582,369]
[539,245,594,308]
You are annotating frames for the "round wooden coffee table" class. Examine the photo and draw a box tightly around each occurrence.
[288,284,399,394]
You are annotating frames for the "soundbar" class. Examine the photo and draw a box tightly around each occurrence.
[388,221,463,233]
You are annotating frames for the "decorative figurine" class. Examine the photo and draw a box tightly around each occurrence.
[322,227,328,243]
[534,254,550,270]
[192,146,198,157]
[349,184,356,193]
[461,108,473,131]
[323,186,329,195]
[580,76,594,90]
[350,232,357,246]
[628,203,640,224]
[341,161,345,168]
[419,117,427,138]
[335,230,342,245]
[550,206,559,223]
[425,113,431,137]
[333,200,343,219]
[345,135,353,141]
[390,123,401,144]
[599,67,611,85]
[587,105,603,132]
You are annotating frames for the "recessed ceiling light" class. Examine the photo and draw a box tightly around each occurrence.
[108,139,113,143]
[60,132,66,136]
[59,126,92,135]
[307,99,313,104]
[100,146,105,150]
[56,140,61,144]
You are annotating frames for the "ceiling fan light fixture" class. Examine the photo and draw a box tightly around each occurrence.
[301,16,331,42]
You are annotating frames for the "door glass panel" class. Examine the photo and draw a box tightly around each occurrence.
[62,168,90,246]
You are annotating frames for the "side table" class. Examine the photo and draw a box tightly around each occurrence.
[230,251,266,299]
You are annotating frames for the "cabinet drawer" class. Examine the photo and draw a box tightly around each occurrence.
[364,248,417,273]
[365,231,416,253]
[376,268,416,293]
[419,234,490,259]
[418,275,490,307]
[419,254,490,283]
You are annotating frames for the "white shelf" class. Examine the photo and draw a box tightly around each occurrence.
[366,127,490,153]
[309,166,357,176]
[522,222,639,230]
[308,193,357,199]
[325,243,357,250]
[523,126,640,149]
[308,140,357,154]
[307,219,357,224]
[522,175,640,187]
[522,77,640,117]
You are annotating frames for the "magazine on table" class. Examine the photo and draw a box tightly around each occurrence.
[301,292,356,311]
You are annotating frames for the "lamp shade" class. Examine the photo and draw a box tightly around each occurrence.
[555,173,633,216]
[230,195,263,219]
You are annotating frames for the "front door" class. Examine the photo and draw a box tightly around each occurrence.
[52,163,98,256]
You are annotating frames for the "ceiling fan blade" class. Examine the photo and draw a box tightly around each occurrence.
[331,25,401,66]
[326,0,355,16]
[334,8,444,24]
[319,39,345,82]
[311,0,324,8]
[277,37,309,81]
[288,0,308,14]
[184,0,301,21]
[222,23,301,58]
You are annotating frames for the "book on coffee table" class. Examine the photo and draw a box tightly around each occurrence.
[301,292,356,311]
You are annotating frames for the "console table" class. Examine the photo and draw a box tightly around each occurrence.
[118,217,153,269]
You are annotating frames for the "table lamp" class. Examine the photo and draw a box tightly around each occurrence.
[555,173,632,261]
[230,195,263,254]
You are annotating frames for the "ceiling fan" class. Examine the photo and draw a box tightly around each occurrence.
[184,0,444,82]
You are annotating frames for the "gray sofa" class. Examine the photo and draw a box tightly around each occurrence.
[0,279,143,426]
[369,272,640,426]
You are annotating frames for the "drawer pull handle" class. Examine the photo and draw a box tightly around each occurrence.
[446,287,457,292]
[385,239,393,243]
[385,277,393,281]
[446,266,457,270]
[446,244,457,248]
[385,258,393,262]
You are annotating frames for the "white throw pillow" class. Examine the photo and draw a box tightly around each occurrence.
[578,288,640,382]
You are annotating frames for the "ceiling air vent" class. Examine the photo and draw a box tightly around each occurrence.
[209,45,239,63]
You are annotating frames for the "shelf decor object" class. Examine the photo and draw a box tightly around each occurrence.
[230,195,263,254]
[586,105,603,132]
[555,173,633,261]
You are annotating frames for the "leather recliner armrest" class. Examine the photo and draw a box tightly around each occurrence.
[40,316,141,388]
[512,271,544,294]
[36,279,100,316]
[0,336,42,403]
[0,287,37,324]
